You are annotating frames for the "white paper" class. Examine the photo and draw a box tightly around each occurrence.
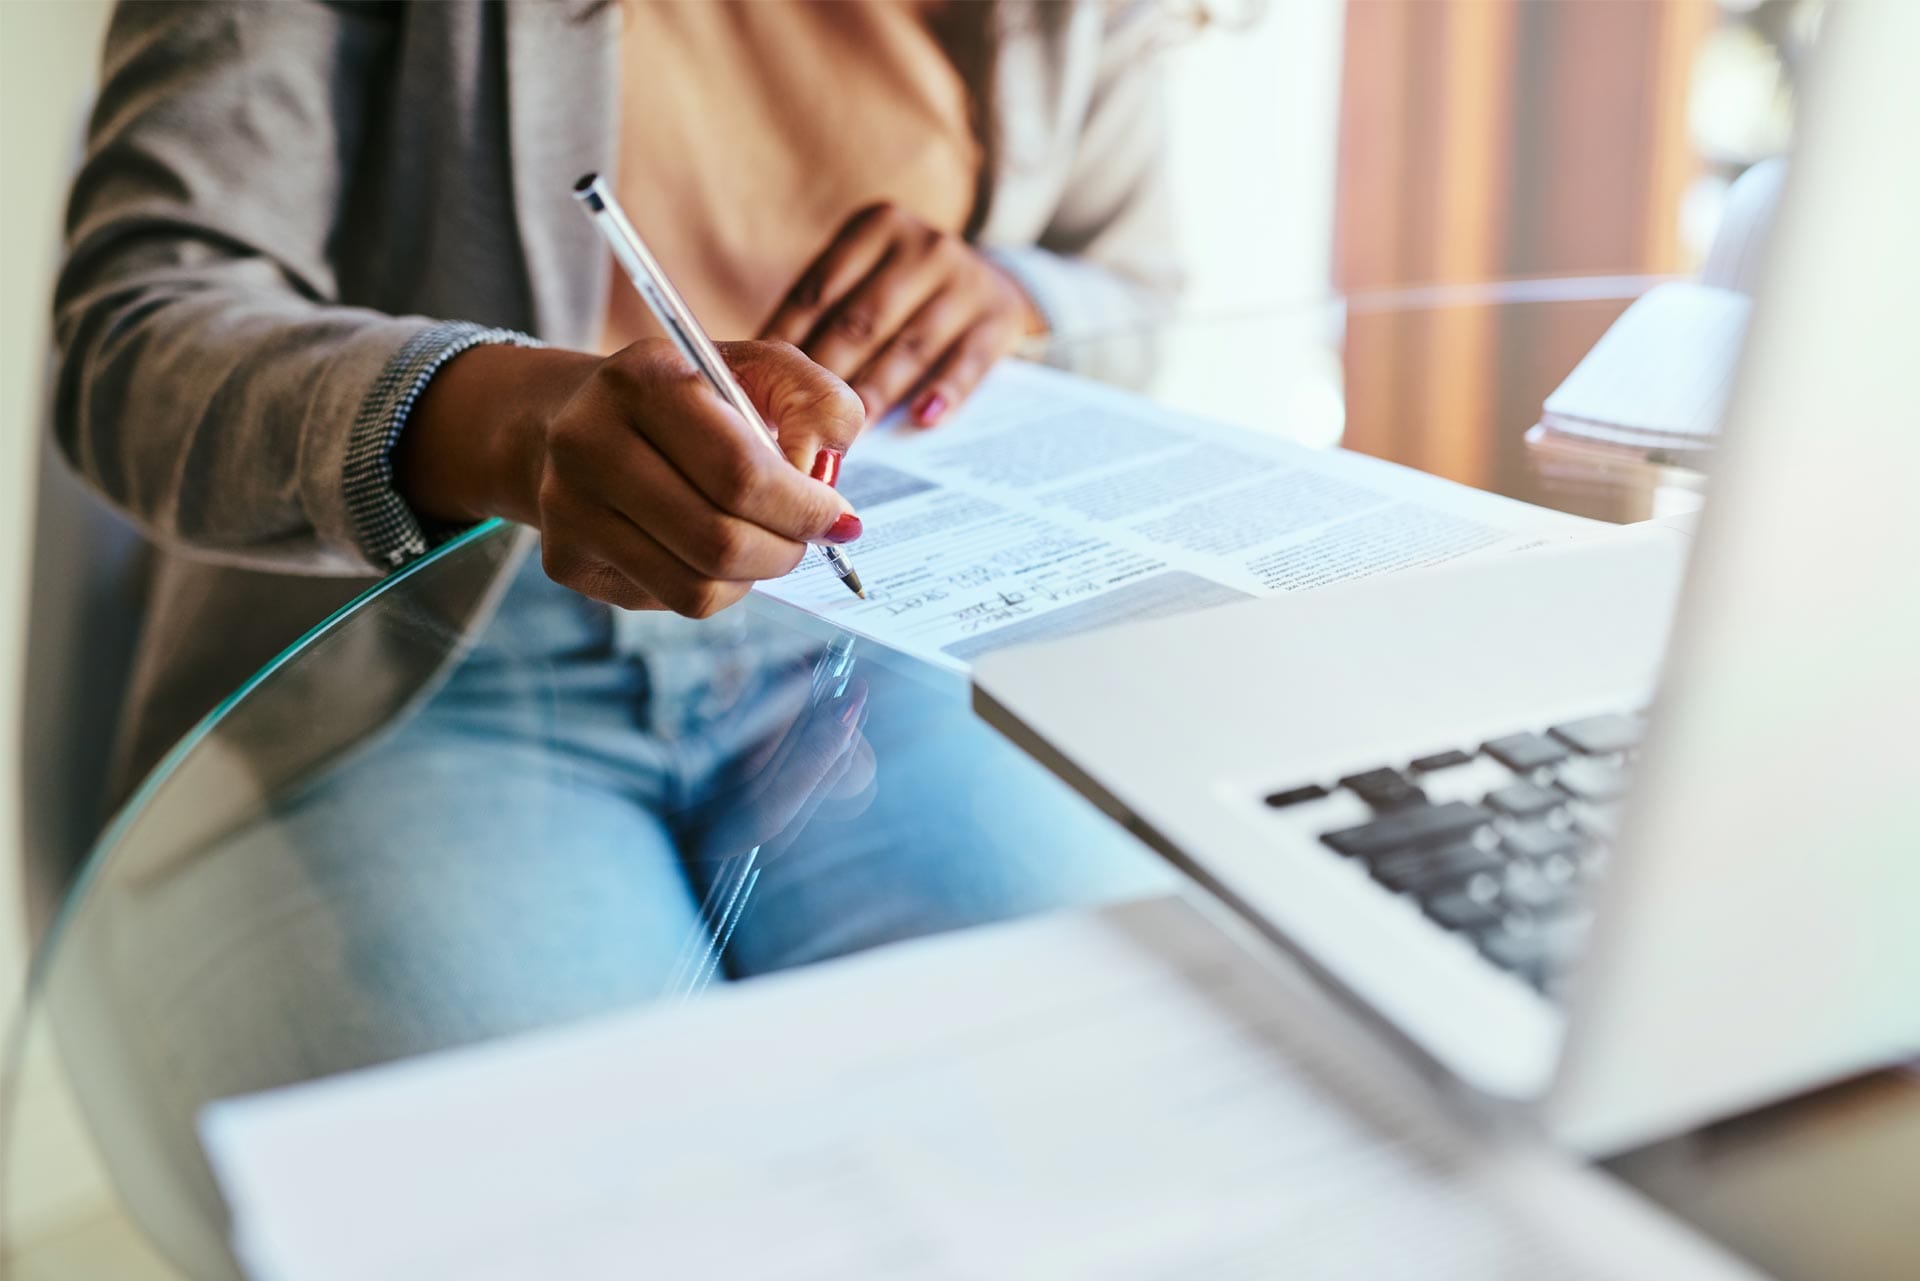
[201,896,1758,1281]
[759,363,1595,671]
[1539,282,1752,448]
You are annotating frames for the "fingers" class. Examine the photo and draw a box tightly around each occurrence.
[847,291,973,424]
[799,239,951,389]
[823,736,877,805]
[910,319,1019,428]
[540,499,753,620]
[749,680,869,850]
[760,203,988,418]
[593,341,858,544]
[574,435,810,583]
[760,203,896,348]
[717,339,866,473]
[702,679,869,858]
[760,202,1041,425]
[535,336,874,619]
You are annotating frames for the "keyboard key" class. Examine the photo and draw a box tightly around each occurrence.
[1485,780,1561,817]
[1409,749,1473,773]
[1321,801,1494,860]
[1502,864,1581,913]
[1549,713,1642,756]
[1264,783,1329,809]
[1500,821,1583,861]
[1368,840,1505,895]
[1553,757,1632,803]
[1412,756,1516,808]
[1423,886,1503,931]
[1338,767,1426,811]
[1568,801,1624,846]
[1479,911,1593,985]
[1482,732,1569,772]
[1538,852,1580,886]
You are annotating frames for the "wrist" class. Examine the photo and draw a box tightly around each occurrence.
[980,252,1049,339]
[396,344,597,528]
[995,266,1049,339]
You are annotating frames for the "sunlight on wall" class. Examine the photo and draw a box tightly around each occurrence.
[1151,0,1347,447]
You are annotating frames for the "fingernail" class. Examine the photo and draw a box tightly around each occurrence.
[823,512,863,544]
[835,679,870,728]
[810,448,844,487]
[914,392,948,427]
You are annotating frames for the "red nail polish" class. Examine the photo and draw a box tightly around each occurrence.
[915,393,949,427]
[823,512,863,544]
[810,448,844,487]
[835,679,870,728]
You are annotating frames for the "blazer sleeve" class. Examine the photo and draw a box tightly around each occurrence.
[52,1,534,577]
[984,1,1185,387]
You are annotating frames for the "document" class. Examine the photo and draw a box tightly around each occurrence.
[759,362,1595,670]
[201,896,1758,1281]
[1538,282,1751,454]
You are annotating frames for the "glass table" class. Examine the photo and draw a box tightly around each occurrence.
[5,290,1909,1281]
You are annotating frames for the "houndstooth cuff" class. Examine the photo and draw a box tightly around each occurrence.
[343,321,543,570]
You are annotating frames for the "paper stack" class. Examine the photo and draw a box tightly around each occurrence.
[1529,280,1751,468]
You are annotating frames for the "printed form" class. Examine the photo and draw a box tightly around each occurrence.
[759,362,1594,669]
[200,897,1759,1281]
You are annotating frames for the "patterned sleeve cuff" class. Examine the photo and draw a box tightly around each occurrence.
[343,321,543,570]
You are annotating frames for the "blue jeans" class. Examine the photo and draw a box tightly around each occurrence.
[124,554,1171,1112]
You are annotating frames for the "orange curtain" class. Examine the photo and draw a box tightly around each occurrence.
[1334,0,1712,501]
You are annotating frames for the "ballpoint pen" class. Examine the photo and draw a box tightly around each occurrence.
[572,172,867,599]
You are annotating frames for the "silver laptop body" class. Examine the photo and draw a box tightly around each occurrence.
[974,2,1920,1155]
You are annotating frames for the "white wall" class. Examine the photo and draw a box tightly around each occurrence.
[1,0,114,1034]
[1153,0,1347,446]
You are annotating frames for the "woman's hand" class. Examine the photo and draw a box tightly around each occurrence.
[395,338,864,617]
[761,201,1046,428]
[689,670,877,866]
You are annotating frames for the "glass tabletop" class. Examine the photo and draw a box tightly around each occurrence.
[2,285,1701,1279]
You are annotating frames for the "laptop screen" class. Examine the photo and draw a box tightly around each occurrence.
[1548,0,1920,1152]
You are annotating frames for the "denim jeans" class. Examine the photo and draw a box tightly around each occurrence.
[76,555,1171,1277]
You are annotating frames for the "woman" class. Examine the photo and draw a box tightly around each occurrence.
[52,4,1183,1264]
[58,0,1180,775]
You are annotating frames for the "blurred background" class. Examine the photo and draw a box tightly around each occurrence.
[1150,0,1814,489]
[1,0,1812,1270]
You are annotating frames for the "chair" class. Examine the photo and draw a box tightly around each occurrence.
[15,408,148,947]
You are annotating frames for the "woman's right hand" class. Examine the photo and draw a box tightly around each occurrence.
[396,338,865,617]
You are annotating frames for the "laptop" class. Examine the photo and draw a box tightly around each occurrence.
[973,1,1920,1156]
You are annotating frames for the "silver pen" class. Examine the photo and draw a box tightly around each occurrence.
[572,173,866,599]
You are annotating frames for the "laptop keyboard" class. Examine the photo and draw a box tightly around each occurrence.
[1261,712,1644,999]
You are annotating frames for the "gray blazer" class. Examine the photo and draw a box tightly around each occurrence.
[54,0,1182,794]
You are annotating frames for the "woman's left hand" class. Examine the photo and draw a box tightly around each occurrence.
[761,201,1046,428]
[689,669,877,865]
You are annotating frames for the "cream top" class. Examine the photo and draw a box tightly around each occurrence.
[602,0,981,350]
